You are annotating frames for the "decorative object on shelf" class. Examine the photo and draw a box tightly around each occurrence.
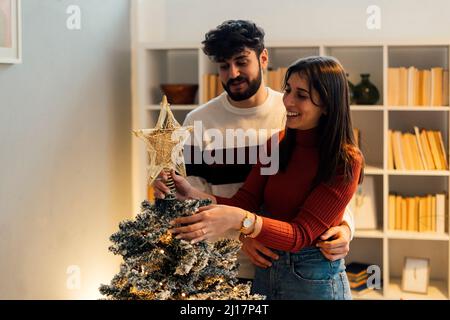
[402,257,430,294]
[0,0,21,63]
[346,73,355,105]
[353,73,380,105]
[160,84,199,105]
[349,176,378,230]
[133,95,193,193]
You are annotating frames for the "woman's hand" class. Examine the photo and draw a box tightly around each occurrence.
[169,204,246,244]
[153,169,194,201]
[240,235,279,269]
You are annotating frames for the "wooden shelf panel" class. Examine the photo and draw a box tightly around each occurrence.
[388,106,450,111]
[354,230,384,239]
[365,165,384,175]
[351,105,384,111]
[387,170,450,176]
[386,231,449,241]
[352,288,385,300]
[147,104,198,111]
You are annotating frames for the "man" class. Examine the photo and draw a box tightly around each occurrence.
[182,20,353,282]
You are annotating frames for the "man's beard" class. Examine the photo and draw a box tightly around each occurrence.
[222,68,262,101]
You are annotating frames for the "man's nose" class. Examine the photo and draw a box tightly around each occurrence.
[229,64,240,79]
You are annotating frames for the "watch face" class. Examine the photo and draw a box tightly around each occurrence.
[243,218,252,228]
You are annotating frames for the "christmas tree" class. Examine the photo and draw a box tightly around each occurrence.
[99,97,263,300]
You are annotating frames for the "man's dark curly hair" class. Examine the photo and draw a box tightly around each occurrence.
[202,20,265,62]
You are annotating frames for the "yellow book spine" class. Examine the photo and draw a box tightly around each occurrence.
[388,130,394,170]
[427,130,443,170]
[389,194,396,230]
[435,131,448,170]
[401,198,407,231]
[395,195,402,230]
[420,129,436,170]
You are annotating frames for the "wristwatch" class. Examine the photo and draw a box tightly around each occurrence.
[239,211,255,235]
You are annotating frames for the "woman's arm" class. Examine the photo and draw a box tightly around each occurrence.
[215,160,269,213]
[254,154,362,252]
[169,155,362,248]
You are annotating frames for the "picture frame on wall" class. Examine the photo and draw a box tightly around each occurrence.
[402,257,430,294]
[0,0,21,64]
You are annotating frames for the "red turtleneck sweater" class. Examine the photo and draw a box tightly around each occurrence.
[215,128,362,253]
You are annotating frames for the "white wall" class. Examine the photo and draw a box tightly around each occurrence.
[0,0,131,299]
[137,0,450,43]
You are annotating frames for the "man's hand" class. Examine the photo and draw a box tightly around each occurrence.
[240,235,279,269]
[316,224,351,261]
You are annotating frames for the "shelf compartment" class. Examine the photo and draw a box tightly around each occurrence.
[388,239,448,299]
[387,278,448,300]
[145,49,199,105]
[324,46,384,105]
[351,110,384,170]
[388,45,449,71]
[389,110,448,133]
[266,47,320,69]
[351,175,383,231]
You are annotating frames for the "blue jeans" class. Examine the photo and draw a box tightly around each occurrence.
[251,246,352,300]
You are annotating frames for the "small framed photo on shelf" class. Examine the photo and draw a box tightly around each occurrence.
[0,0,22,64]
[402,257,430,294]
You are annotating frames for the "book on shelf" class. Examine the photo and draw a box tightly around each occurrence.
[202,73,225,102]
[444,70,449,106]
[353,128,360,149]
[346,262,372,278]
[388,192,447,233]
[264,67,287,93]
[346,261,382,296]
[431,67,443,106]
[388,130,395,170]
[387,66,448,106]
[350,278,370,289]
[413,126,428,170]
[388,128,448,171]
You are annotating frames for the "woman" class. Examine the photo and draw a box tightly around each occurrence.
[154,56,364,300]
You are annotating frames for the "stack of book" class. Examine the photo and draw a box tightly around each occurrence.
[201,73,224,102]
[263,67,288,92]
[346,262,374,296]
[388,127,448,170]
[388,193,447,233]
[388,67,449,106]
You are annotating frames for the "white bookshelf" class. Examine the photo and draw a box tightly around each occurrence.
[132,41,450,300]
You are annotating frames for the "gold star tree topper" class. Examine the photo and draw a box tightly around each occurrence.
[133,96,193,193]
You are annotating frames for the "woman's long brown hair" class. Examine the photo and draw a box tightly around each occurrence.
[279,56,364,188]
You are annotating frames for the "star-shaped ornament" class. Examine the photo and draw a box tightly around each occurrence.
[133,96,193,198]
